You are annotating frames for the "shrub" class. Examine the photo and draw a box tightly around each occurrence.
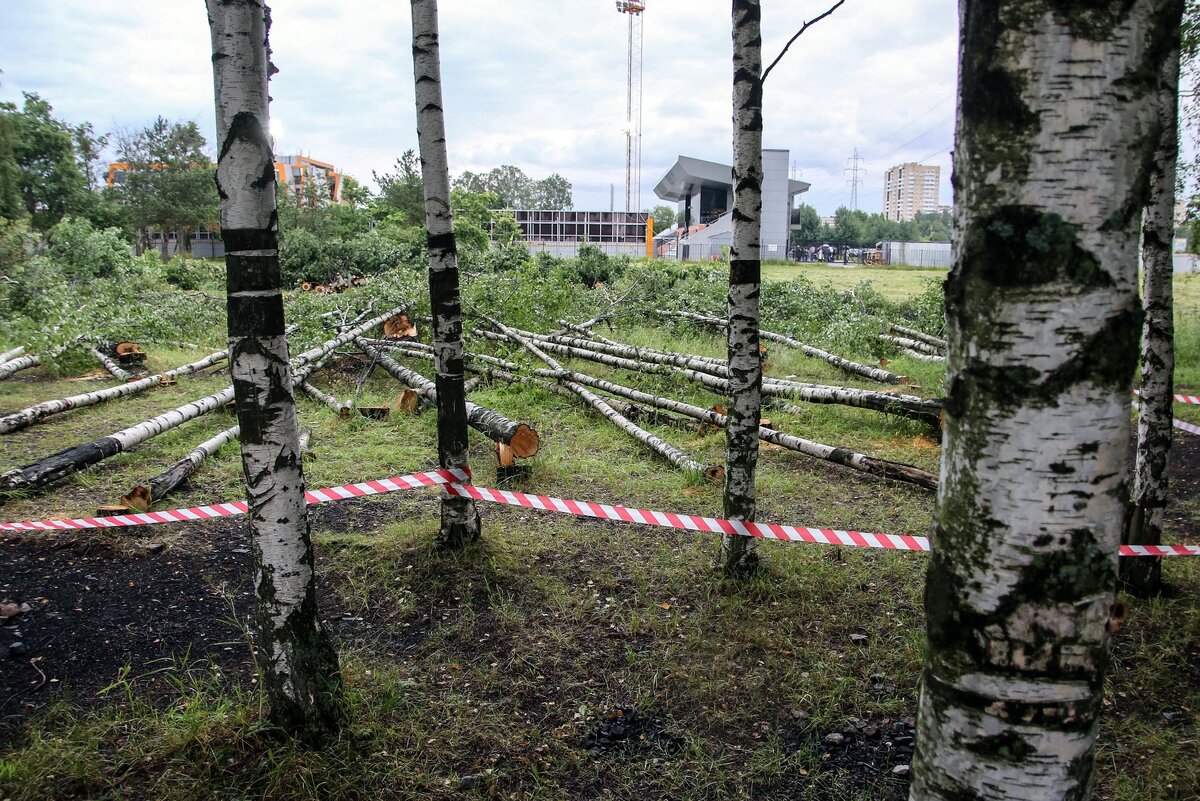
[45,217,136,281]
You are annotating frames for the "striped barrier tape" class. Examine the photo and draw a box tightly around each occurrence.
[1174,417,1200,437]
[440,483,1200,558]
[1130,397,1200,438]
[0,468,470,533]
[1132,389,1200,405]
[1,467,1196,557]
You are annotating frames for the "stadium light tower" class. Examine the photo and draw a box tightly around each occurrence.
[616,1,645,213]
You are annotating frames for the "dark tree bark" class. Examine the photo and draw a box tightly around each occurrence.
[206,0,344,744]
[910,2,1181,798]
[1123,4,1184,596]
[411,0,480,548]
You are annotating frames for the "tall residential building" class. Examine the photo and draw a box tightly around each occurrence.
[882,163,940,221]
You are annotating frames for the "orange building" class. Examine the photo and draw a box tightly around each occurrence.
[108,154,342,203]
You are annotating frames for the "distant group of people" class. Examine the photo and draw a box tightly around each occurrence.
[794,244,838,263]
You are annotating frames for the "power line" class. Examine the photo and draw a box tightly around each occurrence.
[858,93,954,158]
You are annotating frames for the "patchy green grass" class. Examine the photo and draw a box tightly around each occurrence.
[0,276,1197,801]
[762,263,948,301]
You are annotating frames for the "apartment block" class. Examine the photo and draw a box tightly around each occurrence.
[882,163,940,221]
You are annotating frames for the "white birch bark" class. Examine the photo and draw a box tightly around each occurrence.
[126,424,240,508]
[911,3,1182,798]
[487,317,718,479]
[880,333,944,356]
[207,0,343,742]
[723,0,764,575]
[0,346,26,363]
[1123,8,1183,595]
[88,347,133,381]
[0,350,228,435]
[0,354,40,381]
[411,0,480,546]
[663,309,911,384]
[886,323,947,351]
[297,379,352,418]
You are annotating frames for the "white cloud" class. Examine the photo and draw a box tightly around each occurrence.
[0,0,962,213]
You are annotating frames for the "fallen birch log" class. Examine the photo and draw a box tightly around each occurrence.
[886,322,946,351]
[0,349,229,435]
[89,347,133,381]
[478,327,942,426]
[879,333,943,357]
[482,315,721,481]
[900,348,944,363]
[0,306,406,492]
[659,309,909,385]
[122,424,240,511]
[0,346,25,363]
[535,368,937,491]
[298,379,353,418]
[356,337,539,457]
[0,354,41,381]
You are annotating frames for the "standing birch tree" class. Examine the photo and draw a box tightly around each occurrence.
[1123,4,1185,596]
[721,0,766,577]
[721,0,843,576]
[206,0,344,743]
[910,2,1182,798]
[411,0,481,548]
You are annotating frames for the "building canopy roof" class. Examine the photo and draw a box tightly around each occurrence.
[654,154,809,201]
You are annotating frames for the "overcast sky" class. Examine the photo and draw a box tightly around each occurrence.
[0,1,960,216]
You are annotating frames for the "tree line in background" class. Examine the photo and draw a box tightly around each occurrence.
[0,92,572,271]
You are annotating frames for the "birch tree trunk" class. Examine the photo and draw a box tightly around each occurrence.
[910,3,1180,799]
[722,0,765,577]
[89,347,133,381]
[123,424,240,510]
[0,349,228,435]
[411,0,480,548]
[1123,8,1183,596]
[0,354,40,381]
[207,0,344,743]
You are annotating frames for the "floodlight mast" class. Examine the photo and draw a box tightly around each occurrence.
[616,1,644,213]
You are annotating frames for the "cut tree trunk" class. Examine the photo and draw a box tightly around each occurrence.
[89,347,133,381]
[525,364,937,490]
[357,337,539,457]
[206,0,347,745]
[0,349,228,435]
[475,328,942,426]
[122,424,240,511]
[886,322,946,351]
[412,0,480,547]
[297,379,353,418]
[0,354,40,381]
[665,309,911,385]
[910,2,1178,798]
[0,309,400,492]
[484,315,721,481]
[0,346,25,363]
[879,333,942,357]
[1123,9,1183,597]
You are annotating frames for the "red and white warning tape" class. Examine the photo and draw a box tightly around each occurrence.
[1132,389,1200,405]
[1,467,1196,557]
[1174,417,1200,437]
[0,468,468,533]
[442,482,932,552]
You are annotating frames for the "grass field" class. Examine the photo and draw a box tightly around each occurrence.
[0,273,1197,800]
[761,262,947,301]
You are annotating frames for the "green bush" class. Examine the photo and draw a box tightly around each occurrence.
[45,216,138,281]
[279,229,420,287]
[164,256,224,290]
